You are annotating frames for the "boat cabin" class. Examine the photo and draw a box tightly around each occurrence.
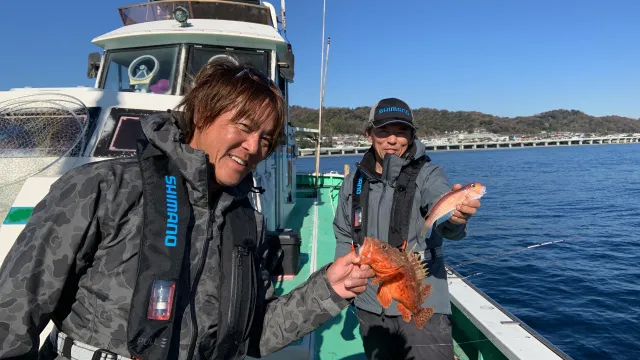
[88,0,294,97]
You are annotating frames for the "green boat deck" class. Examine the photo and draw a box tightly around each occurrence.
[275,176,366,359]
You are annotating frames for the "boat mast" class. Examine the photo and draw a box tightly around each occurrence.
[314,0,327,186]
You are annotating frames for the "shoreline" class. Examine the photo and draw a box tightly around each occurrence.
[297,140,640,158]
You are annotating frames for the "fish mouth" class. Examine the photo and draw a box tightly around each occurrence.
[357,244,372,262]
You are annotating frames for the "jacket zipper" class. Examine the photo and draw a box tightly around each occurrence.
[244,257,256,341]
[186,213,214,360]
[228,246,249,340]
[377,154,392,239]
[186,156,215,360]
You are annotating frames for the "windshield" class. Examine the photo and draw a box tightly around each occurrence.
[101,45,180,95]
[119,1,273,27]
[185,45,270,86]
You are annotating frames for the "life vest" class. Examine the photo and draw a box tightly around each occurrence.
[126,135,261,360]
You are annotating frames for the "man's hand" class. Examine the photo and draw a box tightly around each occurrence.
[448,183,481,225]
[326,251,375,299]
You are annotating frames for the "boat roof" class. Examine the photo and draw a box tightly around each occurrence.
[92,19,285,50]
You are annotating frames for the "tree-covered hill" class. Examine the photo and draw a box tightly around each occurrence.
[290,106,640,137]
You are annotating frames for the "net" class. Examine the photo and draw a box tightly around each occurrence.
[0,93,90,185]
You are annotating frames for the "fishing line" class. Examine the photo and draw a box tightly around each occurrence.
[339,238,590,350]
[446,236,590,270]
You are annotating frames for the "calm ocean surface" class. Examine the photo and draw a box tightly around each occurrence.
[297,143,640,360]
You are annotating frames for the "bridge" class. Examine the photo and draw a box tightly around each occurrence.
[297,136,640,157]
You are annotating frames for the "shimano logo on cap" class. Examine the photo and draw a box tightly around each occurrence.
[165,175,178,247]
[377,106,411,116]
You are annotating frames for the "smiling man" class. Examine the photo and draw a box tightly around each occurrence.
[333,97,482,359]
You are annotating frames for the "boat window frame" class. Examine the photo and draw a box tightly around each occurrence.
[180,44,272,95]
[98,44,182,95]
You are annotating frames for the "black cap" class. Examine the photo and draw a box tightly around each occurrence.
[368,97,415,129]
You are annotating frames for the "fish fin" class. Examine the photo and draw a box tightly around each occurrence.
[421,210,453,239]
[409,251,428,283]
[397,302,412,323]
[377,286,393,309]
[420,284,432,302]
[420,219,434,239]
[414,306,435,329]
[434,210,455,228]
[372,272,400,285]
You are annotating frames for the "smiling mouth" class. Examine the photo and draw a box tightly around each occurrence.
[229,154,247,166]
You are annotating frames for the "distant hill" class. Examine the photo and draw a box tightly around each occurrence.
[290,106,640,137]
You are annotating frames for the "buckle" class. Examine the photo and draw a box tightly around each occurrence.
[91,349,119,360]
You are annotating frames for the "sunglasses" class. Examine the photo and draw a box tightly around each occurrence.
[235,67,281,94]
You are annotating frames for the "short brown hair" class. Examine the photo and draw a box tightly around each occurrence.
[175,59,285,156]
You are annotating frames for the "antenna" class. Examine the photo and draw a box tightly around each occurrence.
[314,0,327,187]
[280,0,286,33]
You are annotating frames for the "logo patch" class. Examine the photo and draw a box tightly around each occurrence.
[164,175,178,247]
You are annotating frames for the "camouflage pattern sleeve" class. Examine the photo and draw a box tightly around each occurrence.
[247,262,349,357]
[0,164,106,358]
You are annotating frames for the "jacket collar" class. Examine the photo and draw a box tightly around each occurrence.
[140,111,253,206]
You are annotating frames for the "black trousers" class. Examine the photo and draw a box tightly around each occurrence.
[357,308,454,360]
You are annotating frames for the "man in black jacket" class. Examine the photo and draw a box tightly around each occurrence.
[0,60,375,360]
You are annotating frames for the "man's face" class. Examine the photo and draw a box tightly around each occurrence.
[367,123,412,161]
[189,110,276,188]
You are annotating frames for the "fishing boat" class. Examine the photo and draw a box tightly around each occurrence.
[0,1,572,359]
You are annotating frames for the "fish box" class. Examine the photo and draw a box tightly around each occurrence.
[265,229,301,276]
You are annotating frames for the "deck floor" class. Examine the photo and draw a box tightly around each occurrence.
[275,186,367,359]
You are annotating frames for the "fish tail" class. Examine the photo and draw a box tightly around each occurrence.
[414,306,435,330]
[420,220,434,240]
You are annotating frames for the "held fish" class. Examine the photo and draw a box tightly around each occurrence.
[421,182,486,240]
[355,237,434,329]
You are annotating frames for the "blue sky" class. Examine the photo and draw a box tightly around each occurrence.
[1,0,639,118]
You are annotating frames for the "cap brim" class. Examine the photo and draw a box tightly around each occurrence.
[371,118,415,129]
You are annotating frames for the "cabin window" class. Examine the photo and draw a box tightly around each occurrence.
[101,45,180,95]
[184,45,270,92]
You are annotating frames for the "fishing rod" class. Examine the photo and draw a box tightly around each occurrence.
[445,237,589,270]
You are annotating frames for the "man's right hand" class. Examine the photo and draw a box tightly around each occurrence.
[326,251,375,299]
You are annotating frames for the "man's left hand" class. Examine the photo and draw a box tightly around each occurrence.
[448,184,481,225]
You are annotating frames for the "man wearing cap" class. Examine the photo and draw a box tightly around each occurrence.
[333,98,481,359]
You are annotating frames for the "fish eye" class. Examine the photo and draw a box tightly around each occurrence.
[471,183,476,187]
[382,244,387,250]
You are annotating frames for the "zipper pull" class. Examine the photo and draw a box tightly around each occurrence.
[236,246,250,266]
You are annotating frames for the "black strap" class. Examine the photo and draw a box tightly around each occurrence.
[213,197,259,359]
[61,334,73,359]
[351,168,369,247]
[127,138,193,360]
[388,155,431,248]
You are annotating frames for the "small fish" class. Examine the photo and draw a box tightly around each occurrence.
[355,237,434,329]
[421,182,486,239]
